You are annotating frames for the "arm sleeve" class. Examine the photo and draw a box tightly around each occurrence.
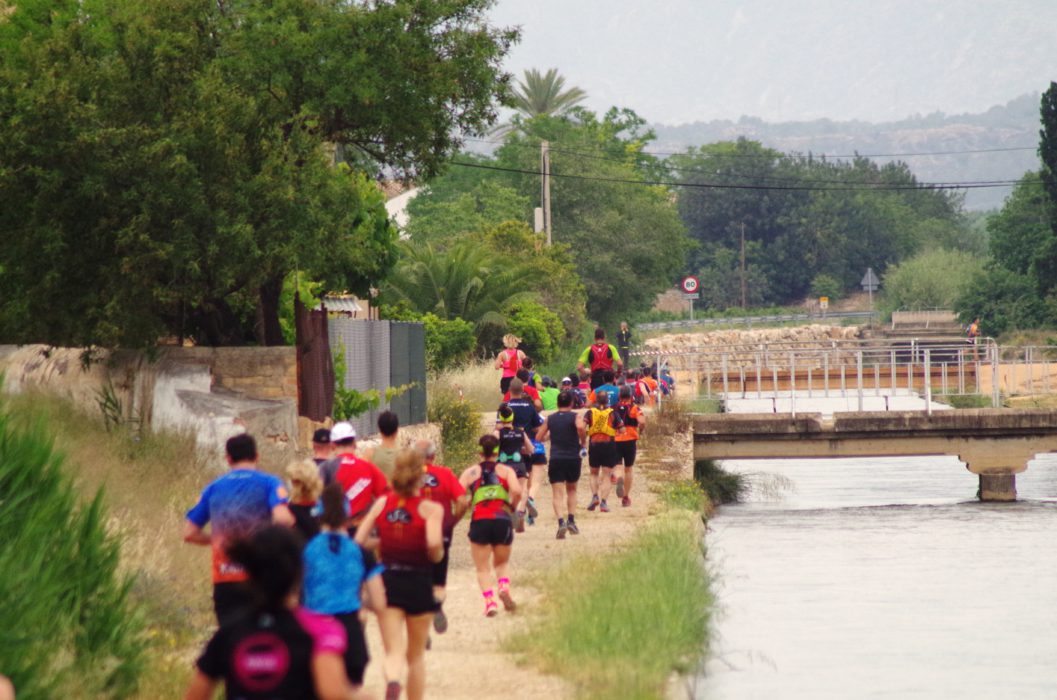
[194,629,226,679]
[578,346,591,364]
[267,475,289,509]
[372,469,389,496]
[609,345,620,360]
[186,485,212,527]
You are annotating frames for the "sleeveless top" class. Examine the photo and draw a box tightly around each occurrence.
[587,407,619,441]
[470,462,513,522]
[589,343,614,371]
[546,411,581,460]
[500,348,521,378]
[375,493,430,569]
[498,426,527,463]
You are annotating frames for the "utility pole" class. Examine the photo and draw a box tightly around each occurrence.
[740,222,747,309]
[541,140,553,245]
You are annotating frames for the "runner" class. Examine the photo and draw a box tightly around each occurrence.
[587,369,621,408]
[414,439,470,635]
[503,368,543,410]
[495,404,534,533]
[613,385,645,507]
[331,422,389,535]
[494,334,526,394]
[184,526,369,700]
[285,458,323,542]
[356,449,444,700]
[458,435,523,617]
[617,321,632,370]
[534,390,587,538]
[302,483,386,690]
[311,428,333,466]
[521,357,539,388]
[577,327,623,390]
[183,433,295,626]
[364,410,401,480]
[563,375,586,408]
[583,391,624,513]
[538,376,560,411]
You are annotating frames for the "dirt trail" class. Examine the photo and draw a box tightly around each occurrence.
[358,413,675,699]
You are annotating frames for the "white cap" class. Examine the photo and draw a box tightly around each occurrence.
[330,422,356,443]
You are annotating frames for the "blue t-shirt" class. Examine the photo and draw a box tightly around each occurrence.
[302,532,384,615]
[186,469,288,583]
[594,383,621,406]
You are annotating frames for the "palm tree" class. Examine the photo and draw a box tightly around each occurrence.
[511,68,587,119]
[383,241,535,327]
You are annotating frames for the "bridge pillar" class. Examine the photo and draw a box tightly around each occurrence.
[977,472,1017,502]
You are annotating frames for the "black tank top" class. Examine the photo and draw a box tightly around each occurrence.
[547,411,581,460]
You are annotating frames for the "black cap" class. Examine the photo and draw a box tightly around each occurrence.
[312,428,331,444]
[541,375,554,387]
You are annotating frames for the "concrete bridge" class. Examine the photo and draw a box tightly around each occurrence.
[693,409,1057,501]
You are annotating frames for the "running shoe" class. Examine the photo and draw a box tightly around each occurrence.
[587,495,600,511]
[386,681,402,700]
[485,599,498,617]
[515,510,526,533]
[527,497,539,520]
[599,499,610,513]
[433,606,448,634]
[498,582,517,612]
[616,477,625,498]
[621,496,631,508]
[556,520,567,539]
[567,519,580,535]
[527,511,536,526]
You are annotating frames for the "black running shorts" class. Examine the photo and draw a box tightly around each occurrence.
[468,518,514,546]
[588,441,618,469]
[548,457,582,484]
[616,440,637,468]
[334,611,369,685]
[431,539,451,587]
[382,568,440,616]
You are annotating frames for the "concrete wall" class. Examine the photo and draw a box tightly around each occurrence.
[0,345,298,465]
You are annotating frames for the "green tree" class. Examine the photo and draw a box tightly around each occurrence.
[880,248,985,315]
[955,267,1049,336]
[986,172,1052,276]
[0,0,517,347]
[405,183,532,244]
[511,68,587,119]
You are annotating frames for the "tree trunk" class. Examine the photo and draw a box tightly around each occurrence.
[256,277,286,346]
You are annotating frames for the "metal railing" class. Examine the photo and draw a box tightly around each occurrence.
[632,341,1057,411]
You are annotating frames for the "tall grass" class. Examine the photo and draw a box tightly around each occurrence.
[430,360,502,413]
[427,387,483,473]
[509,515,711,699]
[0,397,147,699]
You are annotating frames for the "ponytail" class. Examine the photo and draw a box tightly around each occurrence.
[225,526,304,613]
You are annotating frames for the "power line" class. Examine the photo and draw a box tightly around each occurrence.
[463,135,1038,160]
[449,159,1042,192]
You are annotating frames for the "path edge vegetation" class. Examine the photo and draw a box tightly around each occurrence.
[504,400,742,699]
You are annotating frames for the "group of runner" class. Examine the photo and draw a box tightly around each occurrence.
[177,324,665,700]
[181,411,513,700]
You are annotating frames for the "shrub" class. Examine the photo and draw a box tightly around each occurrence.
[428,388,482,472]
[694,459,745,505]
[505,300,565,365]
[0,401,146,699]
[421,313,476,371]
[880,248,985,316]
[810,273,843,301]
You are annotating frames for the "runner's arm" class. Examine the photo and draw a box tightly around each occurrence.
[182,520,211,546]
[535,420,550,443]
[494,351,504,369]
[312,652,359,700]
[361,573,387,614]
[522,433,535,454]
[611,344,623,369]
[421,501,444,563]
[500,465,523,501]
[453,493,470,522]
[576,346,591,373]
[353,499,387,546]
[272,503,296,527]
[183,671,218,700]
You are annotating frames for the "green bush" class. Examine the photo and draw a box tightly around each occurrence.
[0,403,146,699]
[694,459,745,505]
[505,300,565,365]
[880,248,985,316]
[954,266,1052,336]
[420,313,476,371]
[810,273,843,301]
[428,388,482,472]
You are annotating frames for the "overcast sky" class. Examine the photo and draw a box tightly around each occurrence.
[487,0,1057,125]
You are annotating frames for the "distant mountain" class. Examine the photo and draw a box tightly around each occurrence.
[652,94,1042,211]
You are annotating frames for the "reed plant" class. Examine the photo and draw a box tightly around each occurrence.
[0,398,146,699]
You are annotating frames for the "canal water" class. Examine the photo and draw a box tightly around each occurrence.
[696,397,1057,699]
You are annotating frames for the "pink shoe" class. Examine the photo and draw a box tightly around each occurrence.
[484,599,498,617]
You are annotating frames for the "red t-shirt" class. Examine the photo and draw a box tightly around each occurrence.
[376,493,431,568]
[421,463,466,535]
[334,452,389,520]
[503,386,541,403]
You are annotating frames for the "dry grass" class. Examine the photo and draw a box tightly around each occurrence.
[429,360,504,413]
[6,392,219,698]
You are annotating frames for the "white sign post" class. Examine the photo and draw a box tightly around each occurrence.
[681,276,700,320]
[861,267,880,319]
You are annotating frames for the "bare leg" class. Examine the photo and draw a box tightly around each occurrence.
[624,466,634,497]
[516,476,529,513]
[378,607,408,685]
[528,464,545,503]
[566,482,578,517]
[493,543,513,582]
[470,542,495,592]
[589,467,600,497]
[405,613,433,700]
[599,467,613,501]
[551,481,568,519]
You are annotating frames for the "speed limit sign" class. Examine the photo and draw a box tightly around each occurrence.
[681,275,700,294]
